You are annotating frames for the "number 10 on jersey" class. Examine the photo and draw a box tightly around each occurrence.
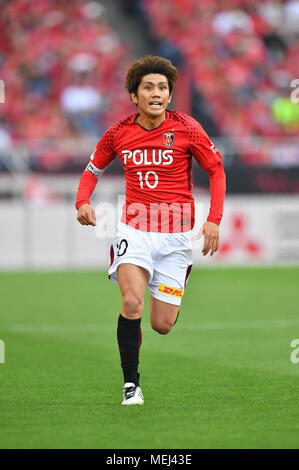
[137,170,158,189]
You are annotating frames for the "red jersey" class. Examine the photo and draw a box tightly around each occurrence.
[76,110,226,232]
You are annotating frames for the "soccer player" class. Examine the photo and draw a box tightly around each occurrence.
[76,56,226,405]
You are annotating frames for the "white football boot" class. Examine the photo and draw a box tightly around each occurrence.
[121,382,144,405]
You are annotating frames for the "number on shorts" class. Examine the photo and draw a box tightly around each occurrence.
[116,239,128,256]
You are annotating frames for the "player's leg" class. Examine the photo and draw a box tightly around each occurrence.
[148,231,193,336]
[117,263,148,405]
[118,263,148,320]
[150,297,179,335]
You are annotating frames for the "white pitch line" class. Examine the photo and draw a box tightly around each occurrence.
[4,319,299,334]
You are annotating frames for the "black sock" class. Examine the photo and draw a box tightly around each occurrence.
[117,314,142,386]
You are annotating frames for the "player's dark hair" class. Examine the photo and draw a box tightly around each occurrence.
[125,55,178,97]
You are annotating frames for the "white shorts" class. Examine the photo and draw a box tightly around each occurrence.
[108,222,193,306]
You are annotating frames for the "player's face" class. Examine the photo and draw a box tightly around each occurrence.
[131,74,171,119]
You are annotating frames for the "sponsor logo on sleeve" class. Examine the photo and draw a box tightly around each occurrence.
[158,284,184,297]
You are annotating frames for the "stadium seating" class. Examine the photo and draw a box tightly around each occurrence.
[141,0,299,166]
[1,0,298,172]
[0,0,134,170]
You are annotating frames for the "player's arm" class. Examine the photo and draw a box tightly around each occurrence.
[76,128,116,226]
[76,170,98,226]
[189,124,226,256]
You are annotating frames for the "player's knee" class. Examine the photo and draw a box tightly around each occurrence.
[122,292,143,318]
[152,321,172,335]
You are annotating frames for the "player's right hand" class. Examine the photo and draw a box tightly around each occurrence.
[77,203,96,226]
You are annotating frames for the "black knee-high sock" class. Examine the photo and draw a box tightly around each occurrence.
[117,314,142,386]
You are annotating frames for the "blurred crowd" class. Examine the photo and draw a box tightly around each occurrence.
[0,0,133,170]
[0,0,298,173]
[141,0,299,165]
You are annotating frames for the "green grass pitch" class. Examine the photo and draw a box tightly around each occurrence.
[1,267,299,449]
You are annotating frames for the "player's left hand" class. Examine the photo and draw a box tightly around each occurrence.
[196,221,219,256]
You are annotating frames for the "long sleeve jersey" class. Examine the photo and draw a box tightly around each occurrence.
[76,110,226,232]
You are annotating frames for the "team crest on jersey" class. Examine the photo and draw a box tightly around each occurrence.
[163,132,174,147]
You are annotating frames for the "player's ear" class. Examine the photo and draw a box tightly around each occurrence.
[168,93,172,104]
[130,92,138,105]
